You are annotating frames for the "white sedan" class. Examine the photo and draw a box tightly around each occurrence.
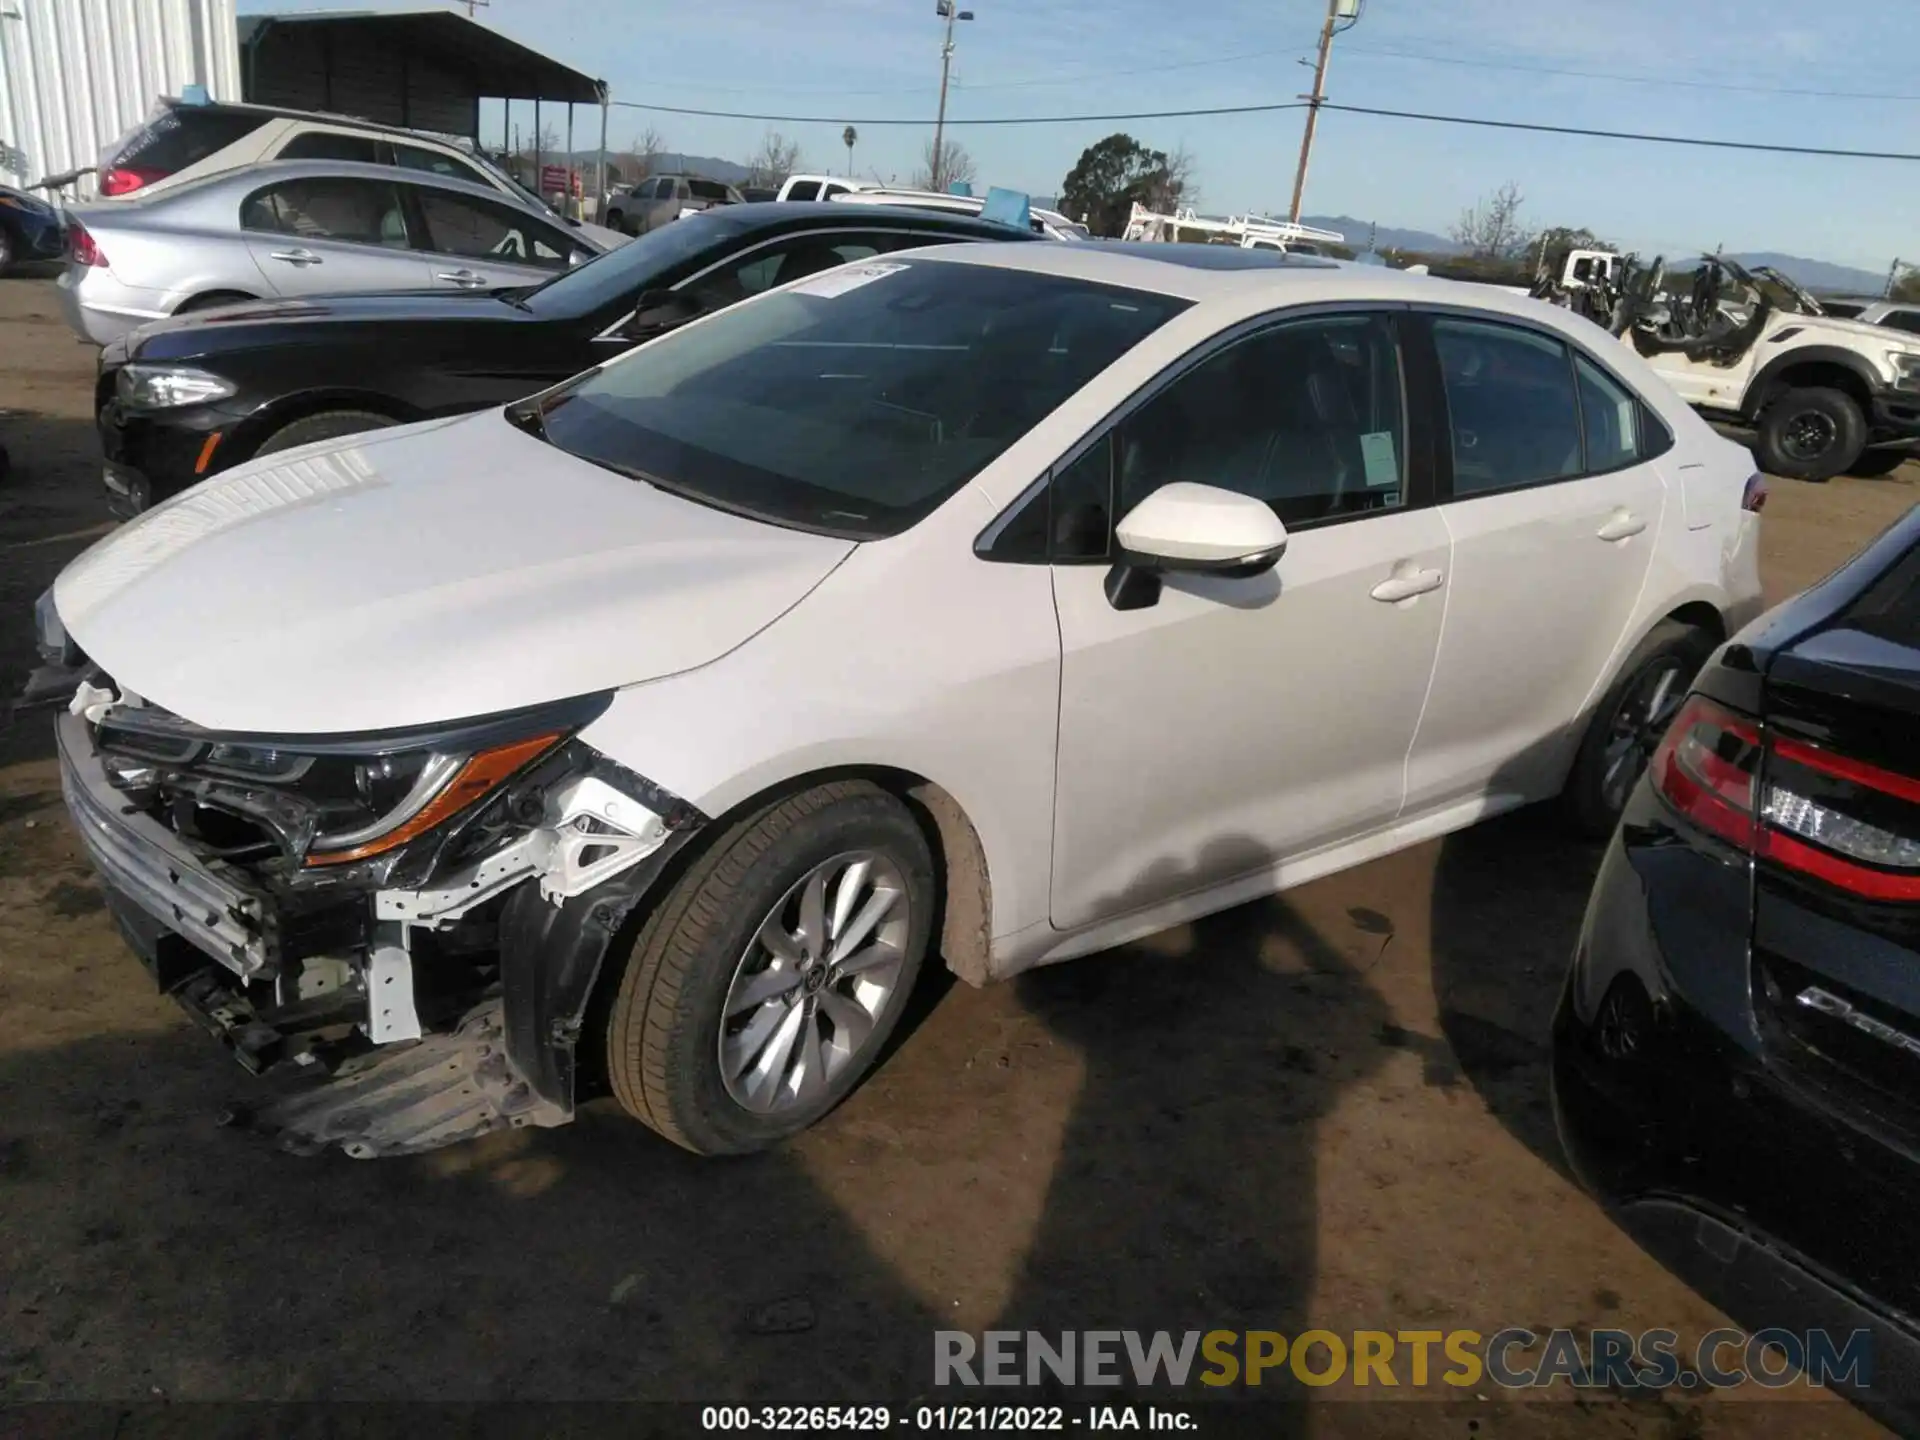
[39,243,1763,1157]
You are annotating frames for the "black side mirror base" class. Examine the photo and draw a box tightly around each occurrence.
[1104,563,1162,612]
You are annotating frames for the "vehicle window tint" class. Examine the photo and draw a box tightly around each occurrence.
[1051,436,1113,561]
[689,180,730,201]
[393,143,489,188]
[240,178,411,248]
[1115,313,1407,528]
[417,191,570,268]
[537,261,1187,539]
[1434,318,1582,497]
[785,181,821,202]
[1848,543,1920,648]
[681,236,886,309]
[1574,354,1642,471]
[278,130,381,164]
[1884,311,1920,336]
[113,108,270,174]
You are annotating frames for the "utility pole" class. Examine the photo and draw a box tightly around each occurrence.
[1288,0,1360,224]
[931,1,974,192]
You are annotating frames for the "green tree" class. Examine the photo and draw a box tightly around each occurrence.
[1059,133,1193,238]
[1894,263,1920,303]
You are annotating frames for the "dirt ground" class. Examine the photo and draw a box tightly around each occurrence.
[0,273,1915,1436]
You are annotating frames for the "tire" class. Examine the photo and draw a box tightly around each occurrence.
[253,409,395,458]
[1562,619,1715,839]
[174,290,258,314]
[603,209,624,233]
[1849,445,1915,479]
[604,780,935,1156]
[1755,386,1867,482]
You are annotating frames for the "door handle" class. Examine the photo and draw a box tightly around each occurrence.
[436,268,488,288]
[1370,566,1445,603]
[268,248,321,266]
[1597,509,1647,542]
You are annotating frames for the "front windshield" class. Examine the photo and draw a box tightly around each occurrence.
[535,258,1188,538]
[519,209,752,316]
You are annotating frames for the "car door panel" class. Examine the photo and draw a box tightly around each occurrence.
[1404,315,1667,814]
[240,176,433,297]
[1047,310,1448,931]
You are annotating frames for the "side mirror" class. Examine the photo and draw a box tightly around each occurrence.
[1105,482,1288,611]
[621,288,704,339]
[568,248,594,268]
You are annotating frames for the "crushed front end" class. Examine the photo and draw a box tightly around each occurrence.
[45,670,706,1158]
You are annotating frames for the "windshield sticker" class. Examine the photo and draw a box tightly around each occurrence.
[1360,431,1399,488]
[787,261,911,299]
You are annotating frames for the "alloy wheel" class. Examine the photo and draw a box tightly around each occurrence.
[1599,659,1688,817]
[1781,410,1839,464]
[718,851,911,1113]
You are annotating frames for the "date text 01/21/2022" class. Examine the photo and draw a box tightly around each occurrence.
[699,1405,1196,1431]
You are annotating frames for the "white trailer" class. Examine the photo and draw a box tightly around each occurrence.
[0,0,239,198]
[1121,202,1346,254]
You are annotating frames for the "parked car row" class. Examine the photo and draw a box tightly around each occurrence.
[31,106,1920,1426]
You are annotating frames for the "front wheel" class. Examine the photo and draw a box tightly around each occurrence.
[253,409,395,458]
[1755,386,1866,482]
[604,781,935,1155]
[1562,620,1715,838]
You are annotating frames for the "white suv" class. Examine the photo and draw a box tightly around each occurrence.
[36,245,1762,1159]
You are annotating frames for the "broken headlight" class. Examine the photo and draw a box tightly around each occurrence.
[116,363,237,410]
[93,693,614,866]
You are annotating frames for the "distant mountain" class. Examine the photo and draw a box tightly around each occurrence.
[1726,252,1888,297]
[1301,215,1461,255]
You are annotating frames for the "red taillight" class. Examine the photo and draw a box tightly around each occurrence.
[99,165,162,196]
[1741,473,1768,513]
[67,222,107,268]
[1652,694,1920,901]
[1652,695,1762,849]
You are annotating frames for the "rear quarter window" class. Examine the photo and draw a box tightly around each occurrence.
[1850,544,1920,647]
[114,108,270,174]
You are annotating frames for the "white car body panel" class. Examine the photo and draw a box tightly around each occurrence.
[53,411,855,734]
[49,243,1765,978]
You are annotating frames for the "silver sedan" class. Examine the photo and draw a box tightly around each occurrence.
[57,159,611,345]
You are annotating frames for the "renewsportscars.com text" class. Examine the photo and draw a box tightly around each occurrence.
[934,1328,1872,1391]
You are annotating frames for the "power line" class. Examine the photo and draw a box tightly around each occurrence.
[1337,42,1920,103]
[607,98,1310,125]
[607,94,1920,161]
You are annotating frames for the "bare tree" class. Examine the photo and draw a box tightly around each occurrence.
[1160,143,1199,210]
[1451,181,1532,260]
[911,136,977,191]
[631,125,666,177]
[746,131,804,189]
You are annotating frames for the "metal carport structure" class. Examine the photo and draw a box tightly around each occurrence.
[237,8,607,209]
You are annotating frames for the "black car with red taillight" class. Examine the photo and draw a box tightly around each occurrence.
[1555,500,1920,1428]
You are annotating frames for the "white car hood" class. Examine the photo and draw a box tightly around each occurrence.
[1796,313,1920,350]
[54,411,854,734]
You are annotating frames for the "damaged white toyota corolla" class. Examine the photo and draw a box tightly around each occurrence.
[29,243,1765,1157]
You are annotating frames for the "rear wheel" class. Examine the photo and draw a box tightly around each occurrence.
[604,781,935,1155]
[253,409,395,457]
[1755,386,1866,482]
[1562,619,1715,838]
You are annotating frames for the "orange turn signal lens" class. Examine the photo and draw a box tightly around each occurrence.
[304,731,562,866]
[194,431,224,475]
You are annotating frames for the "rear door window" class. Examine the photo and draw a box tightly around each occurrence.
[240,177,413,248]
[113,107,270,175]
[392,143,492,189]
[278,130,382,163]
[1884,311,1920,336]
[1434,318,1584,496]
[786,180,822,202]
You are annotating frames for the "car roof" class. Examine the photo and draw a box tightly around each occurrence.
[904,237,1553,309]
[103,158,543,212]
[708,200,1045,241]
[161,96,473,147]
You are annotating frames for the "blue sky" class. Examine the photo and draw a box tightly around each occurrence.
[242,0,1920,272]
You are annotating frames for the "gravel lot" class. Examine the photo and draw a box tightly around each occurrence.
[0,273,1914,1434]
